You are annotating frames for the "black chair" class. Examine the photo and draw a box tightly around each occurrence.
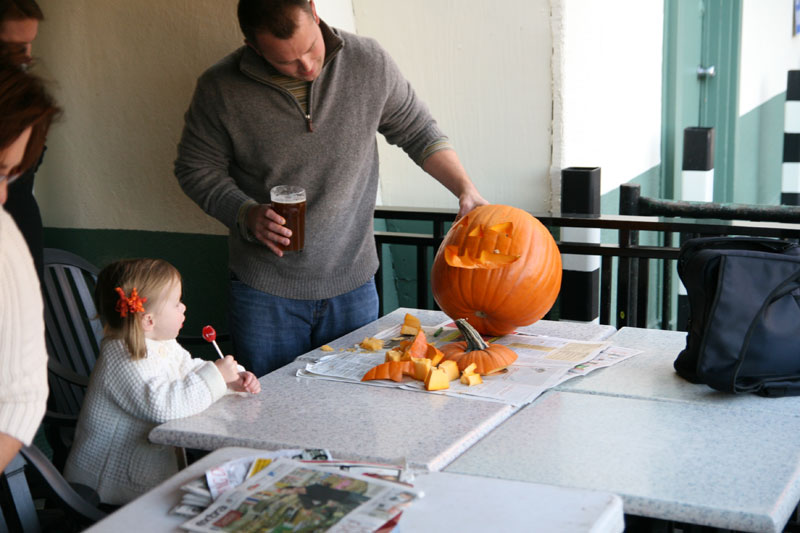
[0,445,106,533]
[41,248,102,472]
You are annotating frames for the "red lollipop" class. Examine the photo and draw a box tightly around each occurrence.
[202,325,224,359]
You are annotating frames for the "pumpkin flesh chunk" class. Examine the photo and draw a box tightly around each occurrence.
[361,361,414,382]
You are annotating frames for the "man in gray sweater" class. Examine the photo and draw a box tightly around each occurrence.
[175,0,487,377]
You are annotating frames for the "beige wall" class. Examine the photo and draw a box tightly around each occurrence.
[28,2,800,234]
[33,1,558,234]
[355,0,553,213]
[35,0,240,233]
[33,0,354,234]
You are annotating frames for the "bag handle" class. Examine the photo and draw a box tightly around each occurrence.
[732,268,800,394]
[678,237,798,279]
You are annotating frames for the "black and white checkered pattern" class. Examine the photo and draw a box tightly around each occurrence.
[783,70,800,205]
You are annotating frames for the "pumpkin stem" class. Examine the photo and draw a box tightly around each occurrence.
[455,318,489,351]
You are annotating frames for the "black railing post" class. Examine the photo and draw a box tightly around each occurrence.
[661,232,673,330]
[560,167,601,322]
[618,184,641,328]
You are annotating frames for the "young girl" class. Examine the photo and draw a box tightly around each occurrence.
[63,258,260,505]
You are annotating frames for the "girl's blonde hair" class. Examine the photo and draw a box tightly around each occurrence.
[94,258,182,360]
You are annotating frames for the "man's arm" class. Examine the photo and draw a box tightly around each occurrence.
[175,75,290,257]
[422,149,488,218]
[0,432,22,473]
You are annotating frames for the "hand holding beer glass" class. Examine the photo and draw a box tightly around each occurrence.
[270,185,306,253]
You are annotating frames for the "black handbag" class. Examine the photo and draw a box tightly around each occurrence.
[674,236,800,397]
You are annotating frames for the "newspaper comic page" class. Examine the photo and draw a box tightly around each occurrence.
[181,458,421,533]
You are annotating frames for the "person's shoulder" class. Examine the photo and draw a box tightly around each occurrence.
[0,208,25,252]
[336,28,386,57]
[99,338,135,365]
[197,47,247,84]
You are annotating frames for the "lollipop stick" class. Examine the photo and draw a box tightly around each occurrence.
[211,340,225,359]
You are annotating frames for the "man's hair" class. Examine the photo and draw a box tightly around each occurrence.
[237,0,312,42]
[0,0,44,22]
[0,64,59,175]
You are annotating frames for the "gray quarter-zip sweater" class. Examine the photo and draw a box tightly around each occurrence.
[175,21,446,300]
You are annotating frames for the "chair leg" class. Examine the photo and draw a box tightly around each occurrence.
[0,505,9,533]
[175,446,187,470]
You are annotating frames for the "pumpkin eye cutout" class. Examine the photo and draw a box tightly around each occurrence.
[444,221,521,270]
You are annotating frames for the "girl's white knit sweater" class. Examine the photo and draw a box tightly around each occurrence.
[64,337,228,504]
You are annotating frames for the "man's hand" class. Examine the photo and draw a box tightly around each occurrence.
[456,189,489,220]
[246,204,292,257]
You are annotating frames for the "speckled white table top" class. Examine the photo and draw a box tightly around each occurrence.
[447,325,800,533]
[557,327,800,415]
[445,389,800,532]
[149,309,616,471]
[87,446,625,533]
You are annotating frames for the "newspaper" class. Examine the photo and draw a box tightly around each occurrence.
[297,321,635,407]
[172,449,332,518]
[181,458,421,533]
[552,344,642,385]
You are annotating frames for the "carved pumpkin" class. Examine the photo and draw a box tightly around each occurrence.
[431,204,562,335]
[441,319,518,375]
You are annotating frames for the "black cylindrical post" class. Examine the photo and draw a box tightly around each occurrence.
[682,127,715,202]
[678,127,715,330]
[560,167,601,322]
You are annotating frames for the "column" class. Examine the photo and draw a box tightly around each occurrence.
[783,70,800,205]
[560,167,601,322]
[678,127,715,330]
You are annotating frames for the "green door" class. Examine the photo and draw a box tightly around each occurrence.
[662,0,742,201]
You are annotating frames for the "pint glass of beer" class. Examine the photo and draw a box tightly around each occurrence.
[270,185,306,252]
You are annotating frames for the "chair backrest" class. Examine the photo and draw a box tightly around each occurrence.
[42,248,103,469]
[0,445,106,532]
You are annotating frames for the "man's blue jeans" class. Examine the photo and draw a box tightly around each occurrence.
[228,275,379,377]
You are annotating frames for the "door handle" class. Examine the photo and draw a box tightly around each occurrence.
[697,65,716,79]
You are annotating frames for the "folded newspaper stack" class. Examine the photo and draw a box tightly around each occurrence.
[171,448,332,518]
[180,457,421,533]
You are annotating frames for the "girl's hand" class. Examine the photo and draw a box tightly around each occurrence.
[230,371,261,394]
[214,355,240,384]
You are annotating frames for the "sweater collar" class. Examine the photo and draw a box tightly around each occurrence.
[240,19,344,84]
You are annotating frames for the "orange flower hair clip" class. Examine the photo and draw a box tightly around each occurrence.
[115,287,147,318]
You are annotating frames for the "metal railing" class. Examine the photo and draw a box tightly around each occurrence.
[374,205,800,330]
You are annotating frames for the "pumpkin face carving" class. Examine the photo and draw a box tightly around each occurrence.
[431,205,562,336]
